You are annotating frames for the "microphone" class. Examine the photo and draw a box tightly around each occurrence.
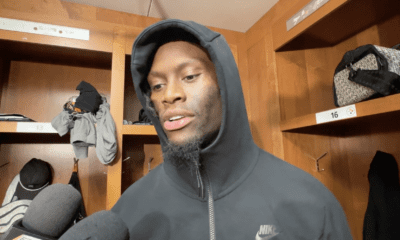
[21,183,82,238]
[59,210,129,240]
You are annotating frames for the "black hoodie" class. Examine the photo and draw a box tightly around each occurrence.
[112,19,353,240]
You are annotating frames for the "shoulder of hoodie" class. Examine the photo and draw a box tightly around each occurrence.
[111,164,175,227]
[254,150,341,205]
[113,164,167,208]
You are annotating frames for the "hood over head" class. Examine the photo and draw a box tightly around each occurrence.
[131,19,259,200]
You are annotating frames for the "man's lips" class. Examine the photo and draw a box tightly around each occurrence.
[164,117,194,131]
[162,109,195,131]
[162,109,194,123]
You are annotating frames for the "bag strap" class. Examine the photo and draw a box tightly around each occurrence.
[342,44,400,96]
[392,43,400,50]
[349,67,400,95]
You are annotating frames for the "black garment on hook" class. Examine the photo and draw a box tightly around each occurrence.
[132,108,153,125]
[75,81,103,114]
[68,171,87,224]
[363,151,400,240]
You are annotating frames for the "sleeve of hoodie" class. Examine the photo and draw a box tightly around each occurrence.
[95,102,117,164]
[320,195,353,240]
[51,110,73,136]
[71,113,96,159]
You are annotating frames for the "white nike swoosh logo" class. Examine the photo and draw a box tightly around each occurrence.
[255,231,279,240]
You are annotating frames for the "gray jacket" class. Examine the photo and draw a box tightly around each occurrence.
[51,102,117,164]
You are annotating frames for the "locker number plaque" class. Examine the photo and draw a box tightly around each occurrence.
[315,104,357,124]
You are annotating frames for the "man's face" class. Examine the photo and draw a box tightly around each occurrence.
[147,41,222,146]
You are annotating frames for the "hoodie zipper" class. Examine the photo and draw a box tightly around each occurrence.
[206,173,216,240]
[193,162,216,240]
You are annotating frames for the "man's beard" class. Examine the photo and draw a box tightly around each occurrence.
[162,128,219,173]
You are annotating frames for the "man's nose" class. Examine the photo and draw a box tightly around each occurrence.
[163,80,186,104]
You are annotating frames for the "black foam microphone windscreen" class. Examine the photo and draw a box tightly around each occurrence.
[59,210,129,240]
[22,183,82,238]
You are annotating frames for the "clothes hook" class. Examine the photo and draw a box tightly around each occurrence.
[122,157,131,174]
[315,152,328,172]
[148,157,154,172]
[304,151,328,172]
[73,158,79,173]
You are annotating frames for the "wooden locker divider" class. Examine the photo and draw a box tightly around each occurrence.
[107,26,126,210]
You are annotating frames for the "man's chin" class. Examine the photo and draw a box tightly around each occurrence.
[167,135,199,147]
[165,128,219,148]
[161,129,219,169]
[162,136,201,170]
[163,126,199,144]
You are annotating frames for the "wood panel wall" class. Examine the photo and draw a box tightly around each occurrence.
[245,0,400,239]
[3,1,395,239]
[0,59,111,215]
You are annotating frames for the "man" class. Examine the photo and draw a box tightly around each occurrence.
[112,19,353,239]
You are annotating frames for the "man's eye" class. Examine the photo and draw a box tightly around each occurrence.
[184,74,200,81]
[152,84,163,91]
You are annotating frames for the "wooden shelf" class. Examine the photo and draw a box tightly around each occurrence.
[0,122,18,133]
[0,38,112,69]
[0,122,157,139]
[122,125,157,135]
[280,94,400,132]
[0,12,116,53]
[0,122,58,133]
[0,122,71,144]
[272,0,400,51]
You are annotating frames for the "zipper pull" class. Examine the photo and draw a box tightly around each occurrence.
[193,161,205,199]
